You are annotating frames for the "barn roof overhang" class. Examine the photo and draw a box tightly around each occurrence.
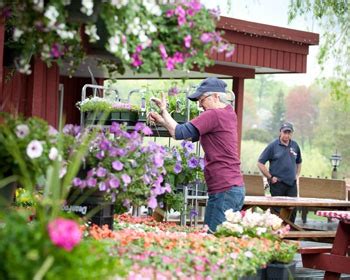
[60,16,319,80]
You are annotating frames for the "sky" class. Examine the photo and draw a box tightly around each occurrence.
[201,0,325,86]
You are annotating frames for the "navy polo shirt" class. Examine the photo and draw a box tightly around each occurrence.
[258,138,302,187]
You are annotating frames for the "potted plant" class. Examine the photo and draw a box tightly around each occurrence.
[68,122,174,220]
[2,1,233,76]
[266,240,298,280]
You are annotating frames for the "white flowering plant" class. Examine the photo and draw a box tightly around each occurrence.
[1,0,233,76]
[76,96,140,113]
[0,113,68,188]
[215,208,291,240]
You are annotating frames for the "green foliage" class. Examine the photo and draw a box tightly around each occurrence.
[241,140,268,173]
[0,113,58,188]
[288,0,350,103]
[243,128,273,143]
[267,90,285,135]
[0,211,125,279]
[158,191,185,213]
[270,241,298,264]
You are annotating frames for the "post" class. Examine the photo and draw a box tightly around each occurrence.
[331,166,338,180]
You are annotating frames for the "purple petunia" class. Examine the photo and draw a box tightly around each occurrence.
[96,167,107,177]
[174,162,182,174]
[86,177,97,188]
[147,196,158,209]
[109,177,120,189]
[188,156,199,169]
[112,160,124,171]
[121,174,131,186]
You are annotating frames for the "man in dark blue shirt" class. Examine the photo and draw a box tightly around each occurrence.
[257,122,302,222]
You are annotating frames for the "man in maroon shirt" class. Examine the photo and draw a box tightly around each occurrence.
[149,77,245,232]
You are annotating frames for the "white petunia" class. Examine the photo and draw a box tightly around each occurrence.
[108,35,121,53]
[13,29,24,41]
[81,0,94,16]
[44,5,59,27]
[15,124,30,138]
[49,147,58,160]
[26,140,43,159]
[85,24,100,43]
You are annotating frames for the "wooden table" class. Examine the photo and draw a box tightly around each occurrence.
[243,196,350,231]
[301,210,350,280]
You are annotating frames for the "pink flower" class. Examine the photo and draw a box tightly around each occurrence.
[200,33,213,43]
[184,35,191,48]
[131,53,143,67]
[166,57,175,71]
[147,196,157,209]
[48,218,82,251]
[159,44,168,59]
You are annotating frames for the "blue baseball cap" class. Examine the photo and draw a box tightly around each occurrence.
[188,77,227,101]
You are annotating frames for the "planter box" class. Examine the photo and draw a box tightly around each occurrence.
[120,111,138,124]
[138,112,148,122]
[63,188,114,230]
[266,262,296,280]
[85,111,110,125]
[240,268,266,280]
[0,183,16,208]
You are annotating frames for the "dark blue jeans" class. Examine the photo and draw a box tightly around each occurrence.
[204,185,245,233]
[270,180,297,223]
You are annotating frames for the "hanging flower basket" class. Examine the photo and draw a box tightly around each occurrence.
[171,112,187,124]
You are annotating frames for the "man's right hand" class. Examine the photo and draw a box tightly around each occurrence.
[150,92,167,111]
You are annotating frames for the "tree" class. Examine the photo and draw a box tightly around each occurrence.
[285,86,318,149]
[288,0,350,104]
[267,90,285,135]
[313,95,350,178]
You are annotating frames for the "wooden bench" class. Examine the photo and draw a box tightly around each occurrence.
[243,174,265,196]
[299,177,347,223]
[284,230,336,239]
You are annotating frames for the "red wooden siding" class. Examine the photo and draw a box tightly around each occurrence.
[59,76,92,125]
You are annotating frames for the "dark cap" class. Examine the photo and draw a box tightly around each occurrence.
[188,77,227,101]
[280,122,294,132]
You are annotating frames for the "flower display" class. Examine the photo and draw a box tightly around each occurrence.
[87,217,276,279]
[215,208,291,240]
[70,122,171,210]
[2,0,233,76]
[48,217,82,251]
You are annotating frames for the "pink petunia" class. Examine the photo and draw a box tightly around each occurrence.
[47,218,82,251]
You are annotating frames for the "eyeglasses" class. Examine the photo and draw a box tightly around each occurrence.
[198,95,211,106]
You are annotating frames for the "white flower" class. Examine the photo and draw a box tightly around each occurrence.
[59,163,67,178]
[13,29,24,41]
[15,124,30,138]
[56,25,75,40]
[143,1,162,16]
[108,34,121,53]
[110,0,128,9]
[244,251,254,258]
[44,5,59,27]
[147,20,157,33]
[81,0,94,16]
[26,140,43,159]
[49,147,58,160]
[32,0,44,12]
[224,209,242,223]
[256,227,267,236]
[85,24,100,43]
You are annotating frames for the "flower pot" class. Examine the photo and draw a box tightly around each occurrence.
[120,111,138,124]
[266,261,296,280]
[138,112,148,122]
[64,188,115,230]
[67,1,100,23]
[239,268,266,280]
[0,182,16,208]
[85,111,110,125]
[172,112,187,124]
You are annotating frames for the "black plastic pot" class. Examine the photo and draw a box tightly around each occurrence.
[64,188,114,230]
[266,262,296,280]
[172,112,187,124]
